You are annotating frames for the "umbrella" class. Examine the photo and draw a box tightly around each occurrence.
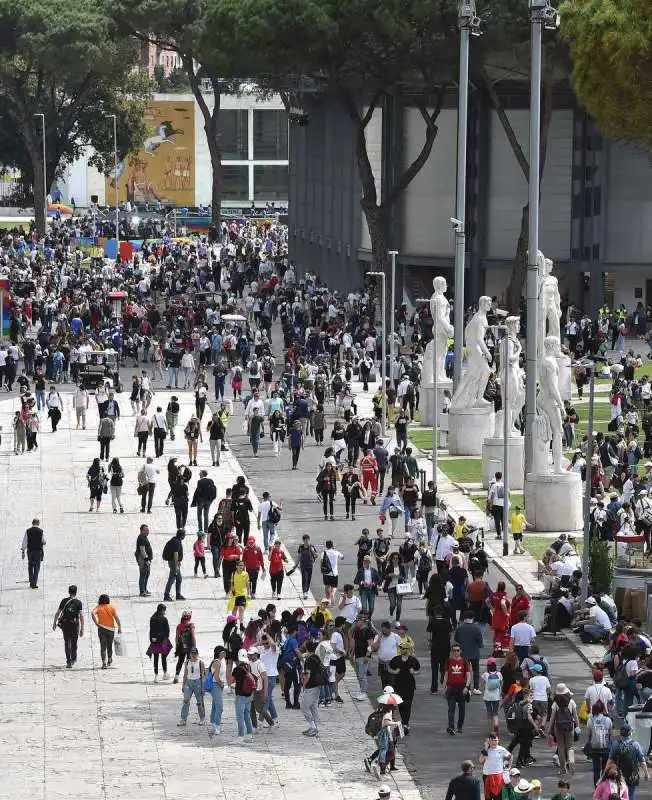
[221,313,246,322]
[377,692,403,705]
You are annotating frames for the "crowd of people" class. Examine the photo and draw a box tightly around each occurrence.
[5,214,652,800]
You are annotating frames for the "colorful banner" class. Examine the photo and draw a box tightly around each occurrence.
[106,100,195,207]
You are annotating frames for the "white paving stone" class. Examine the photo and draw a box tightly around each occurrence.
[0,388,423,800]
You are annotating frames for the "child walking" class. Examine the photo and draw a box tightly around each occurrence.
[193,532,208,578]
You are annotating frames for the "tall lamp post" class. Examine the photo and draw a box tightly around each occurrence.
[525,0,559,473]
[491,324,511,556]
[388,250,398,389]
[33,113,47,231]
[417,298,438,488]
[107,114,120,256]
[368,271,387,435]
[576,357,597,600]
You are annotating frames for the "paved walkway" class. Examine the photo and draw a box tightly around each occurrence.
[0,388,422,800]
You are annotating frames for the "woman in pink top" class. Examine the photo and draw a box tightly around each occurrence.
[592,767,629,800]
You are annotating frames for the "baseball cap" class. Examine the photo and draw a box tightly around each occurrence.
[531,663,543,673]
[586,597,597,606]
[621,723,632,735]
[487,657,497,665]
[247,646,259,656]
[247,535,256,543]
[509,768,521,777]
[378,786,391,798]
[237,648,249,663]
[190,646,199,655]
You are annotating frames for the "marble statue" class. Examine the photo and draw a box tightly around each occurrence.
[422,276,454,386]
[537,251,562,355]
[494,315,525,437]
[450,295,493,410]
[533,335,565,473]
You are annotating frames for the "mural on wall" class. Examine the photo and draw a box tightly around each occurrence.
[106,100,195,206]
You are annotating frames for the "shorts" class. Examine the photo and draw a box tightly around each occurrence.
[512,533,523,541]
[234,595,247,607]
[323,575,338,588]
[484,700,500,718]
[331,656,346,676]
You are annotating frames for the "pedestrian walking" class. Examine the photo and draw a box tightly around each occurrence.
[166,396,180,440]
[134,408,151,456]
[73,383,89,429]
[387,640,420,733]
[87,458,107,512]
[242,535,265,599]
[247,646,275,730]
[139,457,158,514]
[269,540,287,599]
[297,534,318,599]
[46,385,63,431]
[207,645,227,735]
[21,517,45,588]
[301,640,324,736]
[191,470,217,533]
[52,584,84,668]
[288,419,304,468]
[321,539,344,603]
[108,457,125,513]
[91,594,121,669]
[163,529,187,602]
[443,643,472,735]
[151,406,168,457]
[97,414,115,461]
[178,647,206,726]
[135,523,153,596]
[226,559,250,624]
[444,761,482,800]
[146,603,172,682]
[231,648,256,743]
[170,473,189,530]
[193,532,208,577]
[547,683,580,776]
[207,411,225,466]
[184,415,202,466]
[173,610,195,683]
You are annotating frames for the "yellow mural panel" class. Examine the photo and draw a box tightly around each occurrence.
[106,100,195,206]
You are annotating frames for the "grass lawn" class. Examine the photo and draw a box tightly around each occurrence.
[438,457,483,484]
[408,427,435,450]
[523,535,584,561]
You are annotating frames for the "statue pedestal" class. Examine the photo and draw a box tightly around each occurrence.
[482,437,525,490]
[556,353,572,402]
[419,380,453,427]
[524,471,583,532]
[449,406,495,456]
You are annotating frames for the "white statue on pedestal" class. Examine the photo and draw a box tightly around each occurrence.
[422,276,454,386]
[533,335,565,474]
[450,295,493,410]
[494,315,525,437]
[537,251,562,356]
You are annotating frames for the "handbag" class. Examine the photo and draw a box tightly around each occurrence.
[396,582,412,595]
[203,669,215,692]
[114,633,125,657]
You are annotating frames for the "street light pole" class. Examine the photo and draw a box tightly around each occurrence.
[453,0,475,388]
[580,360,596,600]
[389,250,398,390]
[418,297,438,488]
[368,271,387,436]
[501,329,510,557]
[33,113,47,232]
[108,114,120,257]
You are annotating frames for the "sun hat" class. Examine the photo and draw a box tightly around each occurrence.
[555,683,572,695]
[530,780,541,790]
[515,779,533,795]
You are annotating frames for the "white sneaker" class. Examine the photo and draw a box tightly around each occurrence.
[162,672,169,680]
[472,689,482,695]
[212,725,221,735]
[243,734,253,742]
[231,737,246,745]
[355,692,367,701]
[177,720,187,727]
[153,675,158,683]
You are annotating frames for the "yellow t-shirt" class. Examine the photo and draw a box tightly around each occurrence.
[453,523,467,540]
[510,513,527,534]
[93,604,117,628]
[231,570,249,597]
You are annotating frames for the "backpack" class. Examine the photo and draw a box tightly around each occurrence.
[614,660,631,689]
[612,741,639,785]
[486,672,501,692]
[249,360,259,376]
[59,598,80,625]
[240,664,257,694]
[263,356,273,373]
[268,504,281,525]
[555,703,574,731]
[365,708,385,738]
[137,467,148,487]
[162,537,175,561]
[320,552,333,575]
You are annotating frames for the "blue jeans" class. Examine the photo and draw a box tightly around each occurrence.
[250,431,260,454]
[214,377,225,399]
[196,502,211,532]
[261,520,276,549]
[210,685,223,726]
[265,675,278,720]
[181,678,205,721]
[235,693,253,736]
[446,686,466,730]
[628,785,638,800]
[300,567,312,594]
[167,366,179,388]
[36,389,45,410]
[359,588,376,617]
[319,683,332,702]
[164,563,182,598]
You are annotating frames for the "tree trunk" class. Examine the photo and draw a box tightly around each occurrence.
[29,146,46,234]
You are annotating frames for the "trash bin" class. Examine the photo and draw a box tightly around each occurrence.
[529,594,550,633]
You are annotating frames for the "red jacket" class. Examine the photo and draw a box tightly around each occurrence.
[360,454,378,474]
[242,545,264,571]
[269,548,286,575]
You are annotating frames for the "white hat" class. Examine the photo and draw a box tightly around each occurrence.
[586,597,597,606]
[378,786,391,798]
[555,683,573,695]
[640,489,649,496]
[515,780,533,795]
[237,648,249,663]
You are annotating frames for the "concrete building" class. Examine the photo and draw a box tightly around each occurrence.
[288,87,652,314]
[59,92,289,210]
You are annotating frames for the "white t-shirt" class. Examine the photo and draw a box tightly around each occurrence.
[550,560,574,579]
[585,683,613,710]
[482,745,510,776]
[376,632,401,663]
[258,645,278,677]
[249,658,267,690]
[510,622,536,646]
[259,500,271,523]
[330,630,346,658]
[339,594,362,624]
[588,605,611,630]
[529,674,551,702]
[325,548,343,576]
[482,671,502,701]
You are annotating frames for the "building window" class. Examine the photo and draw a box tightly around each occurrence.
[217,110,248,161]
[254,165,288,201]
[253,110,288,159]
[221,165,249,201]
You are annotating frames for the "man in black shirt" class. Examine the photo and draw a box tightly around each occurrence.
[52,585,84,668]
[135,524,153,596]
[445,761,481,800]
[301,641,323,737]
[355,528,373,569]
[163,529,186,601]
[21,517,45,588]
[350,613,377,700]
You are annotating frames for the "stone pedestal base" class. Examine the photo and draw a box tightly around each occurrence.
[556,353,572,402]
[419,380,453,427]
[482,437,525,489]
[524,471,583,532]
[448,406,495,456]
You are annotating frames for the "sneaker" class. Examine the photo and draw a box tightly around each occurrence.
[162,672,169,680]
[176,595,186,600]
[243,735,253,742]
[447,727,456,736]
[173,676,179,684]
[230,737,246,745]
[198,720,206,726]
[472,689,482,695]
[355,692,367,701]
[303,593,308,600]
[364,757,371,773]
[456,728,463,734]
[306,728,318,737]
[177,720,187,727]
[153,675,158,683]
[210,725,221,735]
[334,695,344,704]
[372,764,381,779]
